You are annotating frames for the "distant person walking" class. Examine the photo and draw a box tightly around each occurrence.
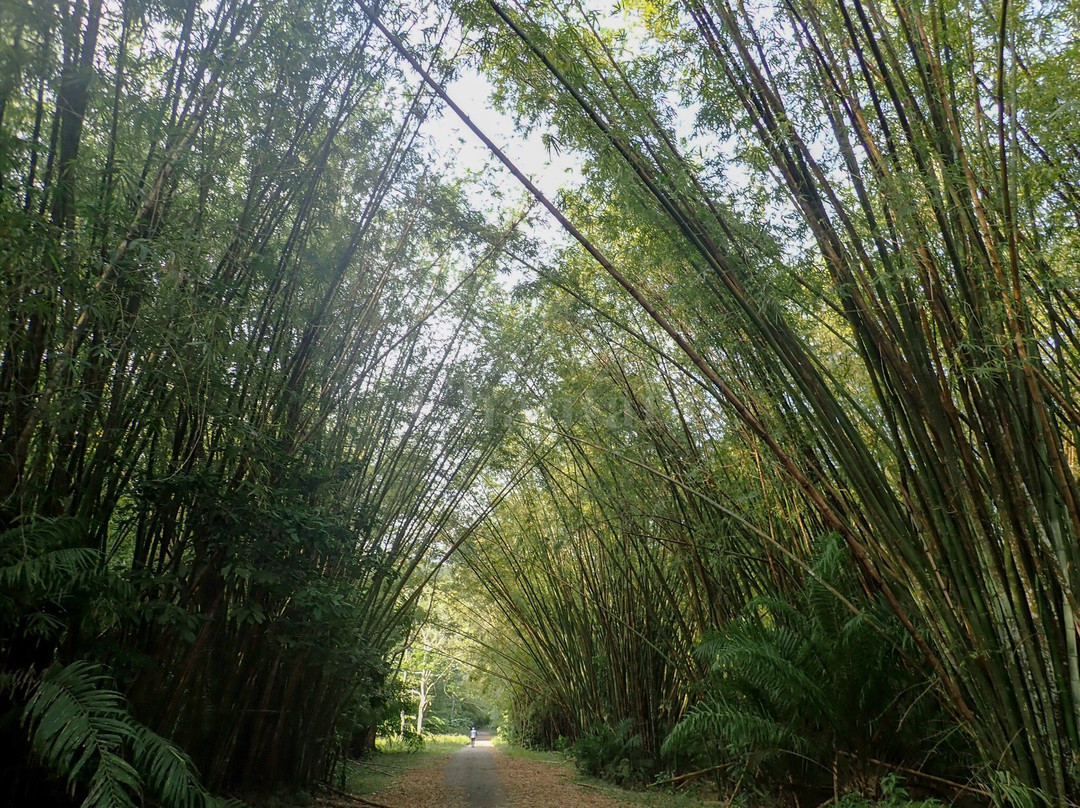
[470,726,477,747]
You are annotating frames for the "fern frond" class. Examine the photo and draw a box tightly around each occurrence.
[0,545,98,591]
[668,536,951,789]
[662,696,809,761]
[0,666,39,695]
[133,725,215,808]
[84,751,140,808]
[0,518,97,619]
[803,534,850,635]
[22,661,217,808]
[24,661,137,791]
[710,625,827,714]
[0,517,88,552]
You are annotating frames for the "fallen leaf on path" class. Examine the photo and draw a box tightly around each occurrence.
[493,753,650,808]
[363,755,465,808]
[318,747,655,808]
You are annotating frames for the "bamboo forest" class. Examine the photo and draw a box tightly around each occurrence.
[1,0,1079,806]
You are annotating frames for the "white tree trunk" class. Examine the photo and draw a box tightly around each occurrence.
[416,669,429,735]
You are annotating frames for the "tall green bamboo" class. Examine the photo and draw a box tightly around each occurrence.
[0,0,528,799]
[375,0,1080,799]
[458,301,819,765]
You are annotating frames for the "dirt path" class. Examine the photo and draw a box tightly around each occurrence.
[343,736,668,808]
[443,732,504,807]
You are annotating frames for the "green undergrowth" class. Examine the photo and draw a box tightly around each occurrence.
[491,735,562,762]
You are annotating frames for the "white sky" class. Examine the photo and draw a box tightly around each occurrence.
[426,69,582,211]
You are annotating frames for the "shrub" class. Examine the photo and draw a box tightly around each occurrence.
[572,718,650,785]
[663,536,966,800]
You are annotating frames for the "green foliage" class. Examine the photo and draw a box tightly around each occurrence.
[0,519,96,650]
[0,520,217,808]
[663,537,960,796]
[572,718,651,785]
[377,731,426,753]
[22,661,215,808]
[1,0,528,797]
[876,773,941,808]
[834,787,942,808]
[461,0,1080,801]
[8,0,1079,803]
[988,770,1052,808]
[0,519,94,592]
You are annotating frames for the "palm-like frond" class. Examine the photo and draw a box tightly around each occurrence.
[24,662,141,808]
[22,661,216,808]
[0,518,96,602]
[662,697,808,763]
[665,537,945,786]
[133,726,215,808]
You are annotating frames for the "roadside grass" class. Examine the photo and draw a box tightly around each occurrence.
[340,734,470,795]
[489,742,945,808]
[377,733,471,756]
[491,738,568,763]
